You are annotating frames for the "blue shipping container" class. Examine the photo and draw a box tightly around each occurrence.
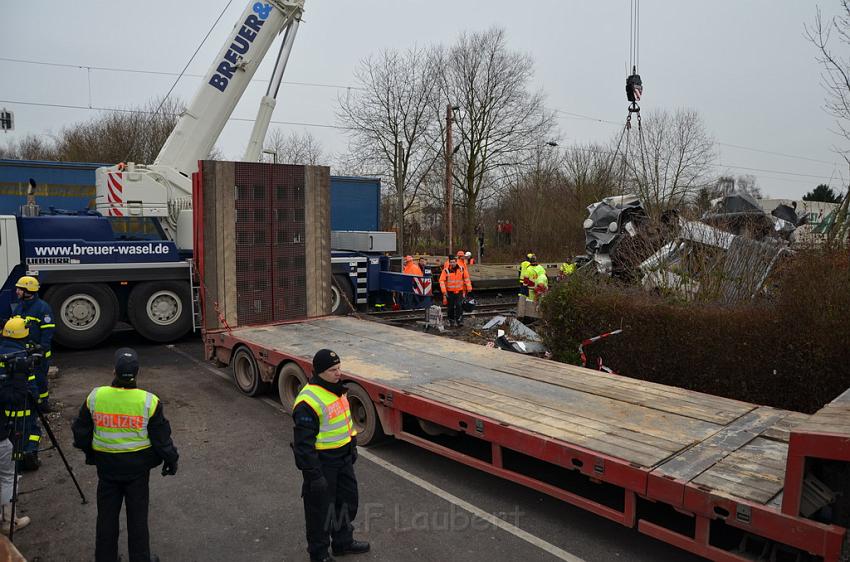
[330,175,381,231]
[0,159,107,213]
[0,160,382,231]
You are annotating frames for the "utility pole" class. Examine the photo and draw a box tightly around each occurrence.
[396,141,405,255]
[444,104,456,256]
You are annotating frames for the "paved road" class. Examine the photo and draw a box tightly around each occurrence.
[15,333,705,561]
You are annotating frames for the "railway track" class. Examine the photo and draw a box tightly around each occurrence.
[366,301,515,323]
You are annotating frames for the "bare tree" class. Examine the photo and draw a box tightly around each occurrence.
[624,108,716,216]
[806,3,850,152]
[0,99,185,164]
[0,133,59,160]
[337,47,442,254]
[55,98,185,164]
[435,28,556,252]
[495,142,618,259]
[805,4,850,248]
[263,129,325,165]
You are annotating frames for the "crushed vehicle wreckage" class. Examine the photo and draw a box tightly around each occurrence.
[577,192,807,301]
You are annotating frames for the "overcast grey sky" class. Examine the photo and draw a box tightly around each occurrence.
[1,1,846,199]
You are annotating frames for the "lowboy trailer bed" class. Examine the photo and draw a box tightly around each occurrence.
[204,316,849,561]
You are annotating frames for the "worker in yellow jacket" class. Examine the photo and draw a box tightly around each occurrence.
[523,255,548,302]
[518,259,531,298]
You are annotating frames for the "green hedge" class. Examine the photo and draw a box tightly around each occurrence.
[539,252,850,413]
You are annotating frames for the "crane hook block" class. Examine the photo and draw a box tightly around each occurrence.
[626,73,643,103]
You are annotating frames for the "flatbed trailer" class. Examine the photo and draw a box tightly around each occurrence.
[204,316,849,561]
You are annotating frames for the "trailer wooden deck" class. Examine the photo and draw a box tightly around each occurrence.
[230,316,806,502]
[208,315,848,559]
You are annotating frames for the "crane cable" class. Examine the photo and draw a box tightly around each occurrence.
[605,0,647,195]
[122,0,236,164]
[629,0,639,76]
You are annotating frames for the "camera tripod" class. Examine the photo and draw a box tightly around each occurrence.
[8,389,87,541]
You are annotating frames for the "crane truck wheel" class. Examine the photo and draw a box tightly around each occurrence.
[230,347,270,397]
[127,281,192,343]
[44,283,119,349]
[278,362,308,411]
[345,383,385,446]
[331,274,354,315]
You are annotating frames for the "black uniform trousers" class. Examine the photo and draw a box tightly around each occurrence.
[302,459,359,560]
[446,291,463,323]
[95,470,151,562]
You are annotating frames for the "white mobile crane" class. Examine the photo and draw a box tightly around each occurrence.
[12,1,305,349]
[95,0,305,248]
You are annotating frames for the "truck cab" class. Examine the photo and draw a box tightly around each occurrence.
[0,214,194,348]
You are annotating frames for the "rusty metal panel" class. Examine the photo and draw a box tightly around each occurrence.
[198,160,328,327]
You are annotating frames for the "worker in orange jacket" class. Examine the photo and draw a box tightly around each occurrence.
[402,255,423,276]
[439,256,472,327]
[401,256,424,310]
[443,250,468,271]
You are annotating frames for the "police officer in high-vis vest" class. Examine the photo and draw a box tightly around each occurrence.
[293,349,370,562]
[72,348,179,562]
[11,276,54,412]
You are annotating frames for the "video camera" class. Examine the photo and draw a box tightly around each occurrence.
[0,346,43,384]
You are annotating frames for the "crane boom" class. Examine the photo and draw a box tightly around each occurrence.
[95,0,304,247]
[157,0,304,172]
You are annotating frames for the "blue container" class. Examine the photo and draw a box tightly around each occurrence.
[330,176,381,231]
[0,159,106,212]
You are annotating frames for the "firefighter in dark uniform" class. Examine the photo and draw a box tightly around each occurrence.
[72,348,179,562]
[11,276,54,413]
[0,318,41,471]
[293,349,370,562]
[0,331,37,533]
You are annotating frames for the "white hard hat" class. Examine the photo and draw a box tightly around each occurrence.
[465,251,472,258]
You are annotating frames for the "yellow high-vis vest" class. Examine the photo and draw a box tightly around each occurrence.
[87,386,159,453]
[294,383,356,450]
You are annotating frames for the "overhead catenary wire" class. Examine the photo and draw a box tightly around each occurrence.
[0,56,365,92]
[1,97,839,183]
[2,56,839,170]
[547,143,837,183]
[122,0,235,161]
[0,99,352,130]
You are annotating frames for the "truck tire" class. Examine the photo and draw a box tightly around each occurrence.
[278,362,308,411]
[44,283,119,349]
[127,281,192,343]
[231,347,269,397]
[346,383,385,446]
[331,274,354,315]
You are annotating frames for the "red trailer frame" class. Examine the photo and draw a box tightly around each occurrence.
[204,325,848,562]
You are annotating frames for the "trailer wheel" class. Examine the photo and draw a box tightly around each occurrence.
[231,347,269,397]
[127,281,192,343]
[331,274,354,315]
[44,283,119,349]
[346,383,385,446]
[278,362,308,411]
